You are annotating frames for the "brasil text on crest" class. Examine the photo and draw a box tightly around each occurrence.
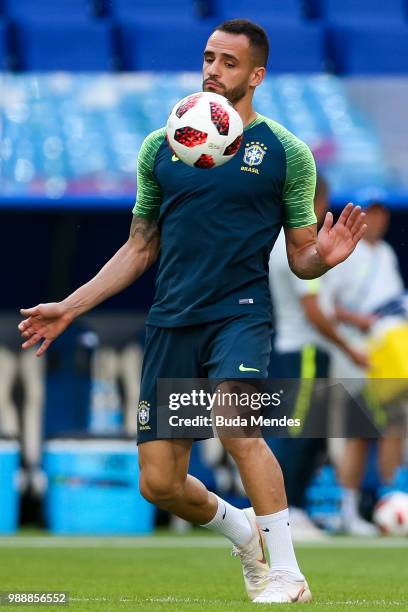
[241,142,267,174]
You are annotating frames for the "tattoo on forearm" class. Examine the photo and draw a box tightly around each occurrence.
[130,216,159,244]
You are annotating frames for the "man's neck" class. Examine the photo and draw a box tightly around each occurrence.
[364,237,379,246]
[234,99,257,128]
[241,109,257,127]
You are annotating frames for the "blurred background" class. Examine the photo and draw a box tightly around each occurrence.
[0,0,408,538]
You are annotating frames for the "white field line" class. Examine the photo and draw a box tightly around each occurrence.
[0,536,407,549]
[68,596,408,607]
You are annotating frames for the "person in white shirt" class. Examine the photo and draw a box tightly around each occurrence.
[327,203,405,536]
[268,177,368,539]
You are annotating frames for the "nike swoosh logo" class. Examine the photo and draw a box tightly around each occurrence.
[258,532,268,565]
[239,363,260,373]
[261,527,270,532]
[290,586,306,603]
[222,505,227,520]
[171,154,179,162]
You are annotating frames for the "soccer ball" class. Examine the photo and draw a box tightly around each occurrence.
[166,91,243,169]
[373,491,408,536]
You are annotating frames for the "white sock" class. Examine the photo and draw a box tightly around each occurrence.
[341,488,359,520]
[256,508,304,580]
[201,496,253,546]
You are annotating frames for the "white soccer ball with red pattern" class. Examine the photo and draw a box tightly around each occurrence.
[166,92,243,169]
[373,492,408,536]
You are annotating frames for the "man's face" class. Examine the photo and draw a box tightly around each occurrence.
[364,205,390,242]
[202,30,260,104]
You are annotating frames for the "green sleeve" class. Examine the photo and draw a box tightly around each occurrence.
[282,135,317,229]
[261,117,317,228]
[132,128,166,220]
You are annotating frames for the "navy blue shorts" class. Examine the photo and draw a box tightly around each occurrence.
[267,344,330,440]
[137,314,272,443]
[268,345,330,379]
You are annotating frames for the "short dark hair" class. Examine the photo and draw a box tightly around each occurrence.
[215,19,269,67]
[365,201,389,215]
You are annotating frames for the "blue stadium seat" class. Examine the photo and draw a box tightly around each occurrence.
[0,73,395,202]
[331,23,408,74]
[216,0,303,23]
[3,0,95,22]
[118,19,324,72]
[16,20,114,70]
[264,22,325,72]
[118,20,215,70]
[110,0,197,22]
[320,0,407,23]
[303,0,321,19]
[0,19,6,69]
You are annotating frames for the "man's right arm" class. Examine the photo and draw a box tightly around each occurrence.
[334,304,376,332]
[300,294,369,368]
[61,214,160,319]
[289,272,369,368]
[18,214,160,356]
[19,128,166,356]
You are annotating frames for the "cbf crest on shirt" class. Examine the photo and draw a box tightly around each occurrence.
[138,400,151,431]
[242,141,268,172]
[133,113,317,328]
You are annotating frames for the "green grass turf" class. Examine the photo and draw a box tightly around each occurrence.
[0,539,407,611]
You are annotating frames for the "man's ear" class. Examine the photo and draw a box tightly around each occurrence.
[250,66,266,88]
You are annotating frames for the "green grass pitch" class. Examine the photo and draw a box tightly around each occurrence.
[1,534,407,611]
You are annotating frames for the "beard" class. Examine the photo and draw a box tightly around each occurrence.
[202,79,248,105]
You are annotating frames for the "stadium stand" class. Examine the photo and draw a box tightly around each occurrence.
[118,20,216,71]
[330,23,408,75]
[263,22,325,73]
[15,19,114,70]
[0,1,406,202]
[0,18,6,70]
[109,0,200,22]
[318,0,407,24]
[0,0,407,74]
[215,0,304,22]
[0,74,394,203]
[118,20,325,72]
[3,0,97,22]
[118,19,324,72]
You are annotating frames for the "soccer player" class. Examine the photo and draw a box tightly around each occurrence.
[327,203,405,536]
[19,20,367,604]
[267,176,369,540]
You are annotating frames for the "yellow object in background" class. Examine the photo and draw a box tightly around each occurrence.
[367,321,408,404]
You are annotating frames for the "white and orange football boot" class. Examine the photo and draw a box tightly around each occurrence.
[231,507,270,600]
[253,572,312,604]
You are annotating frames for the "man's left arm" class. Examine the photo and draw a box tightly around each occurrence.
[285,204,367,280]
[281,138,367,280]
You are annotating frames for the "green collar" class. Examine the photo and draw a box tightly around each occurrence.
[244,113,264,131]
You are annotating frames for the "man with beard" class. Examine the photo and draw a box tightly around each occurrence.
[19,19,366,604]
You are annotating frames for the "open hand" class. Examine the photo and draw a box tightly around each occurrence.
[317,203,367,268]
[347,347,370,369]
[351,313,377,333]
[18,302,73,356]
